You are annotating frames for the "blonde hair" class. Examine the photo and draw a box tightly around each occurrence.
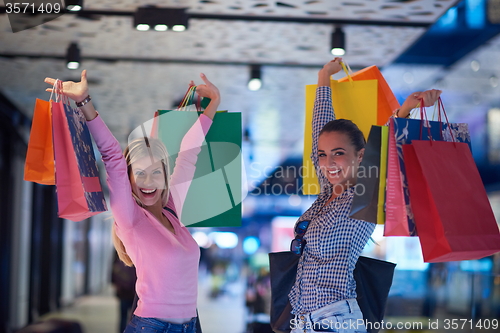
[113,137,172,266]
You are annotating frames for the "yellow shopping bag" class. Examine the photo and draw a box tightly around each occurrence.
[377,125,388,224]
[303,79,378,195]
[303,63,400,195]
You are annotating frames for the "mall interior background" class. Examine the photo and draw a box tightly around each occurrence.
[1,0,500,332]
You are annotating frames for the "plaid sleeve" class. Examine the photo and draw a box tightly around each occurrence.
[311,86,335,189]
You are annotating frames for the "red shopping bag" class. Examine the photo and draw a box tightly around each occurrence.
[52,97,107,221]
[384,99,471,237]
[403,139,500,262]
[24,98,55,185]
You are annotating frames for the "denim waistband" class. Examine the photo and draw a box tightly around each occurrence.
[309,299,360,322]
[131,315,196,332]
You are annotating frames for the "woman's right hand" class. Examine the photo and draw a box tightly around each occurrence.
[44,69,89,103]
[318,58,343,86]
[321,58,343,77]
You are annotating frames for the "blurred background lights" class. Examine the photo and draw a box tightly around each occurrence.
[192,231,212,248]
[489,75,498,87]
[243,236,260,255]
[471,59,480,72]
[288,194,301,207]
[209,232,239,249]
[403,72,414,84]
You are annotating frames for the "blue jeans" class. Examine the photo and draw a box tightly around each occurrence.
[291,299,367,333]
[124,315,197,333]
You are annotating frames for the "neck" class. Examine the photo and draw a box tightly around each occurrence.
[145,200,164,220]
[328,181,356,202]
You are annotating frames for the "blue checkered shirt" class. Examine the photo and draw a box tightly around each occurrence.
[288,86,376,315]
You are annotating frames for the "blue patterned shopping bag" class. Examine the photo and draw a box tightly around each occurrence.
[385,114,471,236]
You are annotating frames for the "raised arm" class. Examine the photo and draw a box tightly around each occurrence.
[45,70,97,121]
[45,71,139,229]
[393,89,442,119]
[195,73,220,120]
[311,58,343,188]
[168,73,218,220]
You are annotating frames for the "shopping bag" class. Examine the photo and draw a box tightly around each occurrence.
[155,109,242,227]
[385,115,471,236]
[303,65,397,195]
[403,140,500,262]
[303,80,377,195]
[24,98,55,185]
[268,251,298,333]
[52,98,107,221]
[268,252,396,333]
[384,119,412,236]
[337,65,400,127]
[353,256,396,332]
[350,125,388,224]
[377,126,388,224]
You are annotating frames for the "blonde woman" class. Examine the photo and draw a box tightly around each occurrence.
[45,71,219,333]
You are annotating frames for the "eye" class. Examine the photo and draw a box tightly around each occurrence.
[318,153,326,157]
[153,169,163,175]
[334,151,345,156]
[135,171,145,176]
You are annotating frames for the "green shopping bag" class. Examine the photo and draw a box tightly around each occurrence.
[156,109,242,227]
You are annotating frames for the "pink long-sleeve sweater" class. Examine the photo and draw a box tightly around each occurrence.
[87,114,212,319]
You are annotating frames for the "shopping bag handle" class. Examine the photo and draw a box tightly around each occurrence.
[49,79,58,102]
[52,79,70,106]
[437,97,455,143]
[340,61,353,83]
[177,85,201,111]
[419,97,455,145]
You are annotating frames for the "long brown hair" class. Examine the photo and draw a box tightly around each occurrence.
[113,137,171,266]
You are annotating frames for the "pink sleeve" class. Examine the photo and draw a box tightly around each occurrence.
[169,114,212,221]
[87,115,142,229]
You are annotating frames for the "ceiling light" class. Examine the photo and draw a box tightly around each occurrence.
[136,24,150,31]
[331,27,345,56]
[65,0,83,11]
[134,7,189,32]
[66,42,80,70]
[248,65,262,91]
[172,25,186,32]
[154,24,168,32]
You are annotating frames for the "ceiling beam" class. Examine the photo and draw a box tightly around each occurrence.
[0,7,432,27]
[0,52,369,69]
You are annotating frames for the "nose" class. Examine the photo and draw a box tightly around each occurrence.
[327,154,336,167]
[141,173,155,187]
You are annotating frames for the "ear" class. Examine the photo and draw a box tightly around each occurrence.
[357,148,365,163]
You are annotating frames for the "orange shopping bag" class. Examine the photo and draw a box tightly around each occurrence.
[24,98,55,185]
[338,65,400,127]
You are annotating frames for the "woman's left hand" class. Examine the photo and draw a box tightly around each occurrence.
[398,89,442,118]
[195,73,220,101]
[194,73,220,120]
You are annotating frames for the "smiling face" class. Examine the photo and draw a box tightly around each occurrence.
[129,158,167,207]
[317,131,364,194]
